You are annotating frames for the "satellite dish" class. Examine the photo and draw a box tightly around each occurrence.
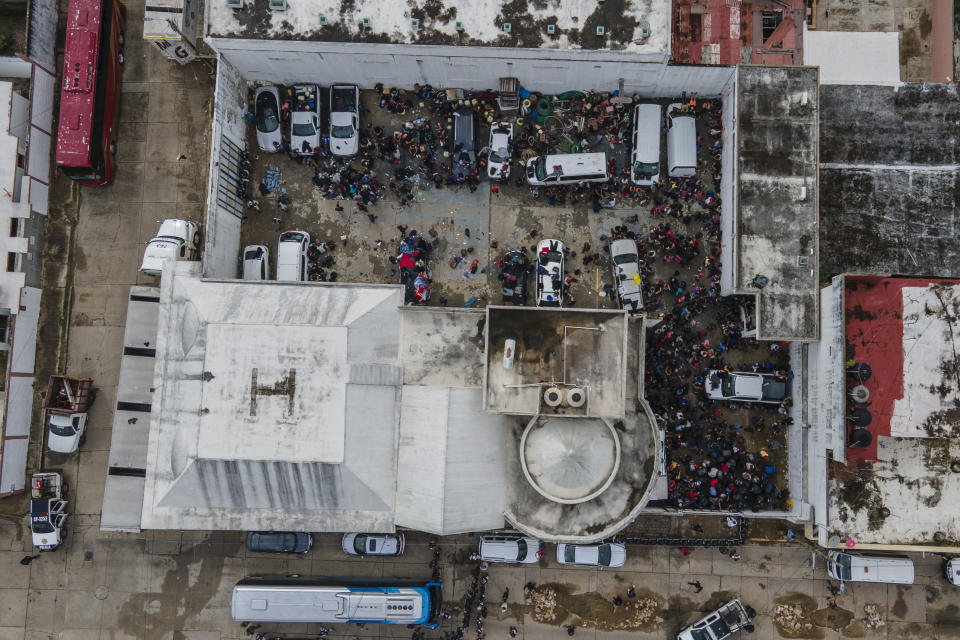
[827,535,841,548]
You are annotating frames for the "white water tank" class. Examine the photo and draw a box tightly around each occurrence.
[543,387,563,407]
[567,388,586,407]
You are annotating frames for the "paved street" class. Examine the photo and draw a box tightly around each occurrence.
[0,523,959,640]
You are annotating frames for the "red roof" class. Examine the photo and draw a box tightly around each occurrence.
[843,276,960,462]
[55,0,103,167]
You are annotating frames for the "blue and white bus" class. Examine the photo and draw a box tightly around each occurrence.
[231,576,443,628]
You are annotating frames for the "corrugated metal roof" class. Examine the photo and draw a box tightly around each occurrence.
[395,386,507,535]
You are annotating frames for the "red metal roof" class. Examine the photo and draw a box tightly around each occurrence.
[843,276,960,462]
[671,0,806,66]
[55,0,103,167]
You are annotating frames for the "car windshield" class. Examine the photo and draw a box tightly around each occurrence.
[49,419,77,437]
[292,122,316,136]
[721,376,735,397]
[31,518,54,534]
[633,161,659,178]
[564,546,576,563]
[256,94,279,133]
[544,251,563,263]
[689,629,711,640]
[614,253,637,266]
[244,248,262,261]
[535,156,547,181]
[332,124,355,139]
[353,535,368,554]
[597,545,611,566]
[516,539,528,560]
[834,554,852,580]
[490,147,508,164]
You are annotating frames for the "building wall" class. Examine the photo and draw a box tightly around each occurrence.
[201,54,246,279]
[208,37,735,97]
[719,75,737,294]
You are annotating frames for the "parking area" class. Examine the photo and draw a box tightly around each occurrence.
[236,85,721,310]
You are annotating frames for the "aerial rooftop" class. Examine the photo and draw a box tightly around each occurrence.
[483,307,628,418]
[825,276,960,546]
[205,0,671,54]
[819,83,960,277]
[735,65,819,340]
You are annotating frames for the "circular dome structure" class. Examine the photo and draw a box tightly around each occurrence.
[520,416,621,504]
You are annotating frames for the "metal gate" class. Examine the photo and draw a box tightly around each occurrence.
[216,135,245,220]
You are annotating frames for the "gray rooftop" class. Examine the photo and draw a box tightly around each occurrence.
[206,0,671,54]
[483,307,628,418]
[819,83,960,276]
[142,266,405,532]
[735,65,820,341]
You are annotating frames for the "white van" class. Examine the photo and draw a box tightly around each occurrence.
[631,104,661,186]
[276,230,310,281]
[826,551,914,584]
[477,534,543,564]
[666,102,697,178]
[525,152,609,186]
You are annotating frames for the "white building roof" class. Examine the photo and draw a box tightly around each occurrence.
[803,28,901,86]
[140,263,515,534]
[394,386,508,535]
[142,263,405,532]
[206,0,671,55]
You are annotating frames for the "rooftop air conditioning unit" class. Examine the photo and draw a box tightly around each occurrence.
[268,0,286,10]
[544,387,563,407]
[225,0,243,8]
[567,388,586,408]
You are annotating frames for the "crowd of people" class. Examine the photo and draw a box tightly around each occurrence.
[253,84,792,510]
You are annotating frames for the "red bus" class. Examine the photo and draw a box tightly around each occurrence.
[55,0,126,186]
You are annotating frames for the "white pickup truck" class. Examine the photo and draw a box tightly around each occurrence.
[140,219,201,277]
[289,84,320,156]
[705,370,788,404]
[30,470,68,551]
[44,375,94,454]
[677,599,754,640]
[329,84,360,156]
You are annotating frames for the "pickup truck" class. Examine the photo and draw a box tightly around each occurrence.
[30,470,68,551]
[289,84,320,156]
[44,375,94,454]
[140,219,202,277]
[328,84,360,156]
[705,370,788,404]
[677,599,754,640]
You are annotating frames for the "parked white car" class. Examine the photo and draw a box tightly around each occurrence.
[289,84,321,156]
[341,532,405,557]
[535,239,565,307]
[276,230,310,281]
[556,542,626,568]
[254,85,283,153]
[140,219,201,277]
[487,122,513,180]
[477,535,543,564]
[241,245,269,280]
[329,84,360,156]
[609,239,643,315]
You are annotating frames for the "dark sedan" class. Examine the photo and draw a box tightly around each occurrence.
[245,531,312,553]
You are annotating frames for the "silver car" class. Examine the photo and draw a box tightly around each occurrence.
[609,239,643,314]
[289,84,321,156]
[254,85,283,153]
[556,542,626,568]
[341,532,405,557]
